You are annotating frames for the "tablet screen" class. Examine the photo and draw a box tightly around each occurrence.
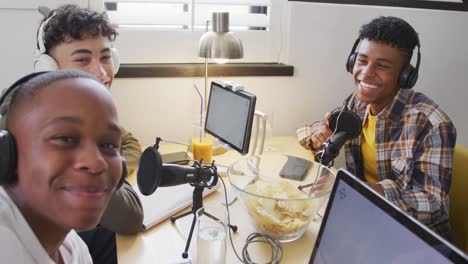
[205,81,256,154]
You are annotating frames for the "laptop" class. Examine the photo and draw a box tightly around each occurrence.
[309,169,468,264]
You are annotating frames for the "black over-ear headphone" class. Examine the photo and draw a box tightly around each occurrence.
[0,72,127,188]
[346,38,421,89]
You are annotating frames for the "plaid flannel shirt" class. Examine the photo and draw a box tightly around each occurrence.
[297,89,456,238]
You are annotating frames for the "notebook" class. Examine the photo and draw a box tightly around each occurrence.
[135,183,219,231]
[309,169,468,264]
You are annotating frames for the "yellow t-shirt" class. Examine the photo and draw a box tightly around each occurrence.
[361,111,378,184]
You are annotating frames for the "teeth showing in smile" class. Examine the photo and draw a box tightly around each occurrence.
[360,81,379,89]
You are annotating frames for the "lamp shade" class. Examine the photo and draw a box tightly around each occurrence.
[198,12,243,59]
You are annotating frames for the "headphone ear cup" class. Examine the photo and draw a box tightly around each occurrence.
[34,53,59,72]
[346,52,357,74]
[407,69,418,89]
[0,130,17,185]
[399,64,417,89]
[111,48,120,74]
[116,158,127,189]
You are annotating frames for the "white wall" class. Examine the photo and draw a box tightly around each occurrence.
[1,1,468,149]
[110,76,294,148]
[0,0,87,88]
[0,8,41,88]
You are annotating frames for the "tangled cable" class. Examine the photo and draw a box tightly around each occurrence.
[242,233,283,264]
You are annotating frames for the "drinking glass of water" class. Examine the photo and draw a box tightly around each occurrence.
[196,206,227,264]
[263,111,275,152]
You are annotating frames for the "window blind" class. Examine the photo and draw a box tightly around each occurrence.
[104,0,271,30]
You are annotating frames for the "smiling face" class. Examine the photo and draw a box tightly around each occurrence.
[7,77,122,232]
[353,39,407,115]
[50,35,115,88]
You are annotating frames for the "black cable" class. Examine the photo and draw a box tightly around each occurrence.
[219,176,283,264]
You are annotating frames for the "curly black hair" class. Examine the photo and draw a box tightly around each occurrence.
[359,16,419,55]
[38,4,117,53]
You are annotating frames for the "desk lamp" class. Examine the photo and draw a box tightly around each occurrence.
[198,12,243,108]
[198,12,243,155]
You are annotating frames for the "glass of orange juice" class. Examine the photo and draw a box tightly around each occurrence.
[192,136,213,163]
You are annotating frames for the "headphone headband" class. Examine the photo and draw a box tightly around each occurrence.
[414,41,421,76]
[36,13,56,56]
[0,72,49,108]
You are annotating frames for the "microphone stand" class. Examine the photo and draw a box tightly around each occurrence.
[170,160,238,259]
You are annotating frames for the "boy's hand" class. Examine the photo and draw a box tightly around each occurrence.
[310,112,333,150]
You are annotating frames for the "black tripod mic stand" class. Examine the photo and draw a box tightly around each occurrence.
[170,160,238,259]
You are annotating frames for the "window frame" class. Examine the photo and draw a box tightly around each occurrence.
[115,62,294,78]
[288,0,467,12]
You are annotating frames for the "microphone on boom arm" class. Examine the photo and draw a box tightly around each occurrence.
[314,94,362,167]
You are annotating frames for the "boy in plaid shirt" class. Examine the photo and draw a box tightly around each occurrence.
[297,16,456,239]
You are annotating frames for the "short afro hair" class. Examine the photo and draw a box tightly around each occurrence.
[7,70,103,128]
[359,16,419,55]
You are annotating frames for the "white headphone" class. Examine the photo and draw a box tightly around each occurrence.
[33,14,120,73]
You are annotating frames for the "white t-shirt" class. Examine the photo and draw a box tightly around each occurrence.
[0,187,92,264]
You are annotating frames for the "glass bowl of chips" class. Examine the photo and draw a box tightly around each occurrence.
[228,153,336,242]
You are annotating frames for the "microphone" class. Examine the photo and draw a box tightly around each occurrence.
[137,144,218,196]
[314,94,362,167]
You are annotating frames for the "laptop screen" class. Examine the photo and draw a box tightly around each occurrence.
[309,169,467,264]
[205,81,256,155]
